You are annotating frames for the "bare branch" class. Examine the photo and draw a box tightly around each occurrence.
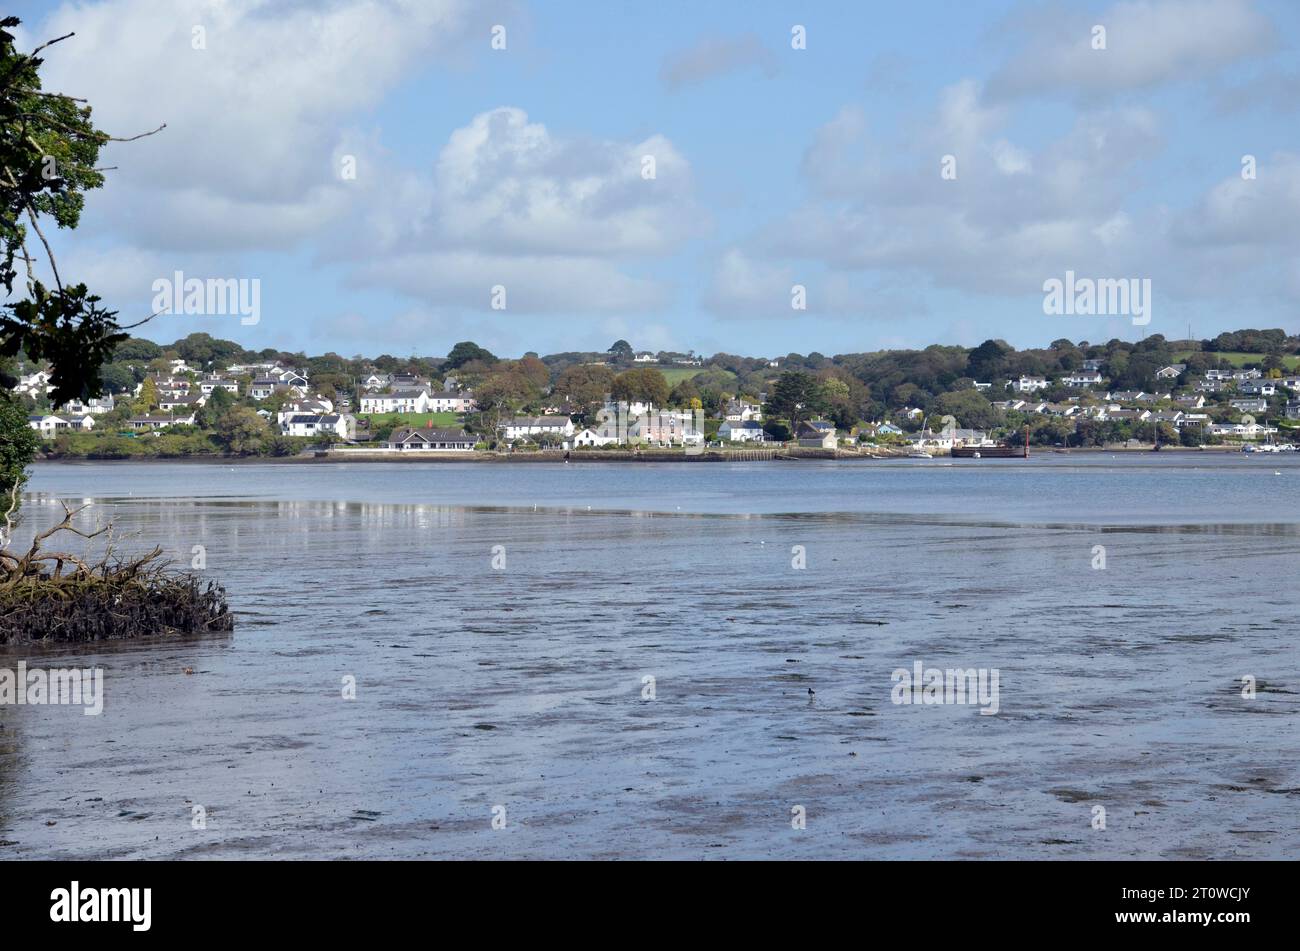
[28,32,76,59]
[23,203,61,293]
[118,308,169,331]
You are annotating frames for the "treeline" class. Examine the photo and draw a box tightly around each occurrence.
[9,328,1300,443]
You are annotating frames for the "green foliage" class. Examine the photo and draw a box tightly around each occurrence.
[0,16,146,512]
[215,406,271,454]
[0,392,38,501]
[0,282,125,404]
[194,385,234,427]
[0,18,105,294]
[555,363,615,418]
[610,367,669,407]
[112,337,163,362]
[764,370,827,434]
[443,341,497,370]
[930,388,1003,430]
[173,332,246,367]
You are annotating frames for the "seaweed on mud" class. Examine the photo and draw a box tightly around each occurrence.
[0,491,232,645]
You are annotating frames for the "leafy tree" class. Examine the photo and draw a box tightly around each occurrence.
[0,393,38,512]
[0,17,160,509]
[514,354,550,391]
[444,341,497,370]
[174,332,244,368]
[555,363,614,417]
[965,339,1011,382]
[195,385,234,428]
[668,377,700,407]
[607,339,634,363]
[475,369,538,435]
[765,370,826,435]
[112,337,163,362]
[134,377,159,413]
[610,367,669,407]
[99,362,135,393]
[215,406,270,454]
[931,389,1003,431]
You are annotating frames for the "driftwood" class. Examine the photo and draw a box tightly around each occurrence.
[0,495,232,645]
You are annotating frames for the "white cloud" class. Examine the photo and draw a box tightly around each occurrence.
[1172,153,1300,247]
[346,107,706,313]
[987,0,1272,100]
[35,0,508,249]
[424,108,705,257]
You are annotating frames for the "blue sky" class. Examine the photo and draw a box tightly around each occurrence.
[17,0,1300,358]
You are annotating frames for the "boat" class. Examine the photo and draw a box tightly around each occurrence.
[907,450,932,459]
[951,426,1030,459]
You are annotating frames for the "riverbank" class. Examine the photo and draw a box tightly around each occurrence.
[31,443,1249,463]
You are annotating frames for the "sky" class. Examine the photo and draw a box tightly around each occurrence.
[13,0,1300,359]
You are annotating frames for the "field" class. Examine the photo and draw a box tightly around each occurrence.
[657,366,736,385]
[1174,351,1300,370]
[361,411,461,429]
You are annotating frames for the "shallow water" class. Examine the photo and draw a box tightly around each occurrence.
[2,455,1298,859]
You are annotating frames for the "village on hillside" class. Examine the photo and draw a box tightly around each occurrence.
[11,331,1300,458]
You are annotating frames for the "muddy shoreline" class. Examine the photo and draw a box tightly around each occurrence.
[32,444,1245,464]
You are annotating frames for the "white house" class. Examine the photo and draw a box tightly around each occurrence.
[602,398,654,417]
[29,413,95,434]
[571,427,618,447]
[27,414,65,436]
[1010,377,1049,393]
[249,379,280,400]
[1238,380,1276,396]
[15,370,51,396]
[1154,364,1187,379]
[128,413,196,430]
[360,387,430,414]
[1064,370,1103,387]
[159,393,206,412]
[1106,390,1146,403]
[197,376,241,396]
[719,420,766,442]
[58,394,116,416]
[724,399,763,422]
[1230,398,1268,413]
[499,416,576,441]
[1208,421,1278,439]
[426,390,477,413]
[282,413,355,439]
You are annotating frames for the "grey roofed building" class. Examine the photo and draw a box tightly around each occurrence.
[387,426,475,449]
